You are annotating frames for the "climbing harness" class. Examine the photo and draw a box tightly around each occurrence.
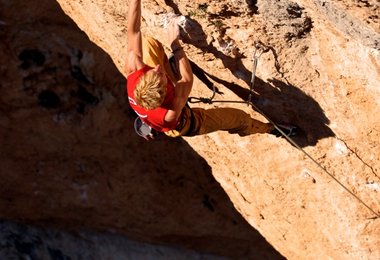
[188,42,380,218]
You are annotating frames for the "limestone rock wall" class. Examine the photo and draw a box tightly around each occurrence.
[1,0,379,259]
[0,219,226,259]
[0,0,283,259]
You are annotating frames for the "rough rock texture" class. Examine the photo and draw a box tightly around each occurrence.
[0,0,283,259]
[1,0,379,259]
[0,219,226,259]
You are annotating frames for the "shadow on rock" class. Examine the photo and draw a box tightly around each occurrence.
[174,12,334,147]
[252,78,335,146]
[0,0,284,259]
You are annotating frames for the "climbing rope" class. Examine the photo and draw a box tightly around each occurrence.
[188,42,379,218]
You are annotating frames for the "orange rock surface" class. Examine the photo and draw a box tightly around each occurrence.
[1,0,379,259]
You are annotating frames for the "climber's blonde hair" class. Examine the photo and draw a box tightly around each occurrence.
[134,70,167,110]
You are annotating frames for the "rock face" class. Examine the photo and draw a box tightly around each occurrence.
[0,219,227,259]
[1,0,379,259]
[0,0,283,259]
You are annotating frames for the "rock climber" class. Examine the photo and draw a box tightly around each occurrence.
[125,0,292,140]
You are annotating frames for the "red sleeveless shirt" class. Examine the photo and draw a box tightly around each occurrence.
[127,66,177,132]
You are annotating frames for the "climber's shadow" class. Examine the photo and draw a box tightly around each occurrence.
[253,78,335,146]
[190,58,334,147]
[176,13,335,147]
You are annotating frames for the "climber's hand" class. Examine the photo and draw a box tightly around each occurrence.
[167,17,180,45]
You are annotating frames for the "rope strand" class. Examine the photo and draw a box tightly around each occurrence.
[188,42,379,218]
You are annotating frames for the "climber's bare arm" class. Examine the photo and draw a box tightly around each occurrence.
[125,0,144,75]
[164,21,193,123]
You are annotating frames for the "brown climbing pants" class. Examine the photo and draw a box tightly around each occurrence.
[165,106,271,137]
